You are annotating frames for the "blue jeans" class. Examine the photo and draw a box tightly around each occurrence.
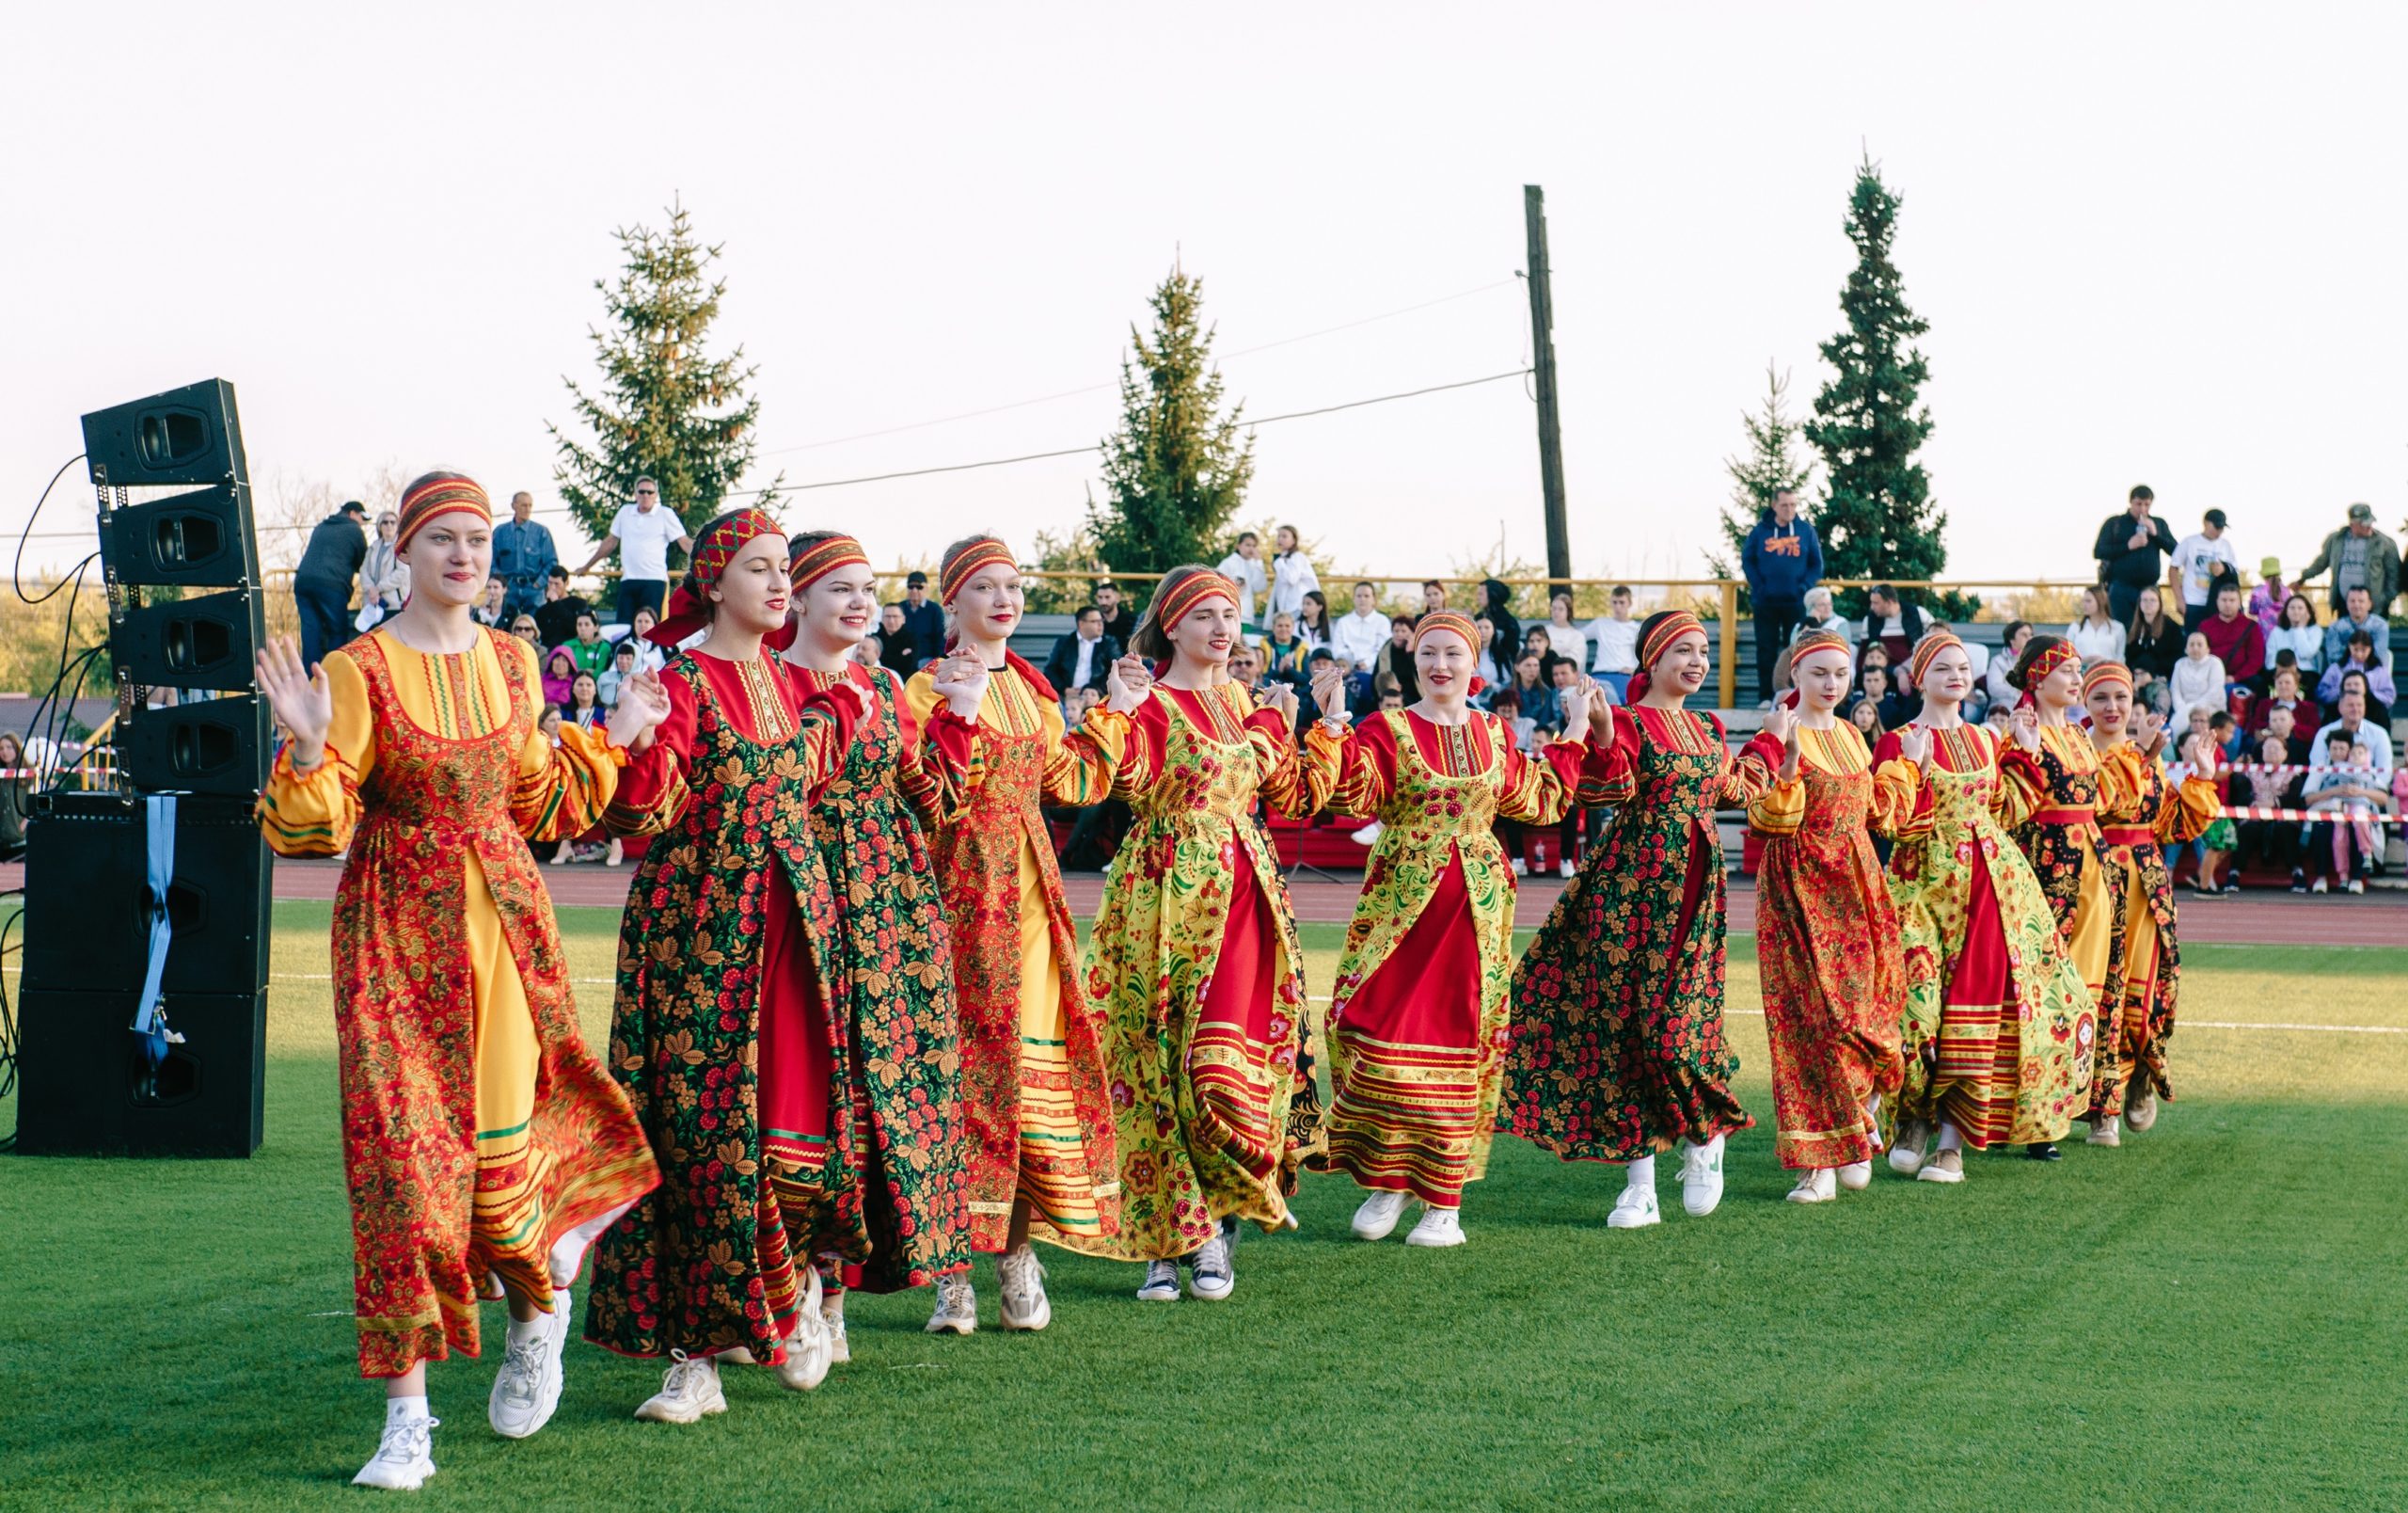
[616,578,668,625]
[293,579,354,670]
[1597,672,1632,704]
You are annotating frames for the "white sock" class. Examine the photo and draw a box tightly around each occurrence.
[386,1394,430,1426]
[1863,1093,1882,1122]
[506,1314,546,1346]
[1936,1122,1964,1154]
[1624,1155,1656,1189]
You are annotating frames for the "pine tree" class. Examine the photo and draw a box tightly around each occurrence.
[1803,155,1941,605]
[548,199,779,550]
[1709,363,1815,581]
[1089,265,1255,583]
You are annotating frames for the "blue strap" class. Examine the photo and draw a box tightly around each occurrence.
[131,792,177,1066]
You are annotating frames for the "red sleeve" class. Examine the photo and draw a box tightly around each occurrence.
[1742,730,1784,770]
[1575,705,1643,804]
[611,665,700,816]
[2230,624,2264,682]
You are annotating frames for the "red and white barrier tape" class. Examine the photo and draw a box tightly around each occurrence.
[2213,806,2408,824]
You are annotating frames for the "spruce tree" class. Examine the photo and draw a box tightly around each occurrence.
[1710,364,1815,582]
[1090,265,1255,582]
[548,199,779,548]
[1803,156,1941,603]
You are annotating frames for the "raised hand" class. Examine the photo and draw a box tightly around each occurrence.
[1589,690,1615,744]
[1558,682,1592,737]
[1104,654,1153,714]
[2134,708,2166,751]
[1778,719,1802,783]
[929,652,991,721]
[1258,680,1300,722]
[1761,703,1798,746]
[256,636,333,768]
[1309,663,1350,727]
[1896,722,1933,769]
[605,669,671,752]
[2011,705,2042,753]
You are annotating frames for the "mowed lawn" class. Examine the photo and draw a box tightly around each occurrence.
[4,900,2405,1511]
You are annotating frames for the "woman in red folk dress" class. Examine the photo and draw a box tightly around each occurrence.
[256,472,661,1491]
[1501,611,1785,1229]
[1742,629,1923,1204]
[1085,565,1322,1304]
[1300,612,1593,1247]
[900,535,1151,1334]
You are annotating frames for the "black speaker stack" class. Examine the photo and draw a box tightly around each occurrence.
[13,379,274,1158]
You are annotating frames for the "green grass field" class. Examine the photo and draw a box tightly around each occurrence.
[4,901,2404,1510]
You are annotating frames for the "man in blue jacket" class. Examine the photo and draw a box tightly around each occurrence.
[1742,488,1824,705]
[491,489,559,621]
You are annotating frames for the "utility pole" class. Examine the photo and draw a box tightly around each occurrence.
[1524,184,1571,590]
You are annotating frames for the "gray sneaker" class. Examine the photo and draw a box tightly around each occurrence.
[925,1272,977,1335]
[998,1247,1051,1331]
[1135,1259,1181,1302]
[1188,1235,1235,1301]
[487,1307,562,1441]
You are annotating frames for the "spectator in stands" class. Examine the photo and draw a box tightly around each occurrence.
[1296,589,1332,651]
[2312,684,2394,778]
[541,645,577,708]
[1489,687,1534,756]
[2169,632,2226,731]
[564,672,604,730]
[1227,644,1261,691]
[1418,581,1449,621]
[2066,584,2127,666]
[1044,604,1118,694]
[1847,696,1882,741]
[1215,531,1269,629]
[1092,579,1136,645]
[896,570,946,668]
[2171,508,2241,631]
[564,610,611,678]
[2095,483,2178,624]
[1471,614,1513,697]
[473,577,509,629]
[1519,624,1556,669]
[292,499,368,669]
[1509,653,1557,729]
[1267,524,1320,625]
[508,613,542,655]
[1741,486,1824,707]
[538,704,562,744]
[2321,583,2392,672]
[2334,666,2392,729]
[2302,731,2380,893]
[492,490,559,621]
[0,730,27,861]
[1986,620,2031,713]
[2318,630,2395,716]
[1332,581,1390,703]
[1845,664,1909,732]
[1788,585,1853,674]
[2248,556,2289,635]
[1479,579,1522,666]
[1259,611,1308,687]
[1542,591,1588,667]
[598,638,637,709]
[1860,584,1926,668]
[1298,646,1344,726]
[2127,585,2181,716]
[2249,665,2321,741]
[625,607,668,675]
[2296,502,2400,616]
[575,476,691,624]
[2238,732,2303,887]
[2186,718,2241,897]
[875,602,921,678]
[359,509,409,625]
[1385,614,1421,705]
[2268,592,2325,679]
[2260,703,2311,768]
[533,566,590,648]
[2199,581,2266,702]
[1586,584,1640,703]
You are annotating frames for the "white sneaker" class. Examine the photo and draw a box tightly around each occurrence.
[1916,1150,1966,1185]
[1135,1259,1181,1302]
[1351,820,1385,846]
[776,1269,832,1391]
[1680,1134,1726,1217]
[1557,857,1576,878]
[2311,877,2329,894]
[1606,1182,1660,1229]
[1351,1190,1408,1241]
[1888,1119,1931,1176]
[2348,879,2366,895]
[488,1294,567,1439]
[634,1352,726,1424]
[821,1287,849,1364]
[1405,1205,1465,1248]
[352,1413,437,1490]
[925,1272,977,1335]
[2085,1116,2122,1148]
[1786,1168,1836,1204]
[1510,856,1528,877]
[1836,1159,1873,1191]
[1188,1235,1236,1300]
[999,1247,1052,1332]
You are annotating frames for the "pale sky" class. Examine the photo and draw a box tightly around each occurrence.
[6,3,2403,589]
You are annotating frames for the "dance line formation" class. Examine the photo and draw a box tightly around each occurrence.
[252,475,2225,1490]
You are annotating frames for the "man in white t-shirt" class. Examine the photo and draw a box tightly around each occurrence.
[1329,580,1392,708]
[2172,508,2241,632]
[1215,532,1270,631]
[577,475,693,624]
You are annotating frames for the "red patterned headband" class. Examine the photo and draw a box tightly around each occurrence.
[1789,628,1851,665]
[2083,661,2133,696]
[1410,611,1480,653]
[395,471,490,551]
[1145,570,1240,636]
[646,508,785,647]
[2022,639,2078,689]
[1907,630,1964,687]
[789,534,871,591]
[1640,611,1705,668]
[939,536,1016,603]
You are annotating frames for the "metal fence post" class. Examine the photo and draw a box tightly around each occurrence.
[1719,581,1738,709]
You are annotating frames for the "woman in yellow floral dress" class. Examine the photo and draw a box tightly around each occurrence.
[1300,612,1592,1247]
[256,471,660,1490]
[1084,565,1320,1303]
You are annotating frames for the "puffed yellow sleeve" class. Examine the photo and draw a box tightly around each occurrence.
[257,648,375,855]
[1748,774,1807,838]
[1038,693,1128,807]
[506,636,626,841]
[1303,718,1385,819]
[2157,769,2224,844]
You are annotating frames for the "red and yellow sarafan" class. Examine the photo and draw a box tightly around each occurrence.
[2091,742,2220,1119]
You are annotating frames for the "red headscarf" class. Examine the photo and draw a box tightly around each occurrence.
[1625,610,1705,704]
[2013,638,2079,710]
[644,508,787,647]
[1409,610,1486,695]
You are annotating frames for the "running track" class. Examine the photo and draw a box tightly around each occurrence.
[35,857,2389,948]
